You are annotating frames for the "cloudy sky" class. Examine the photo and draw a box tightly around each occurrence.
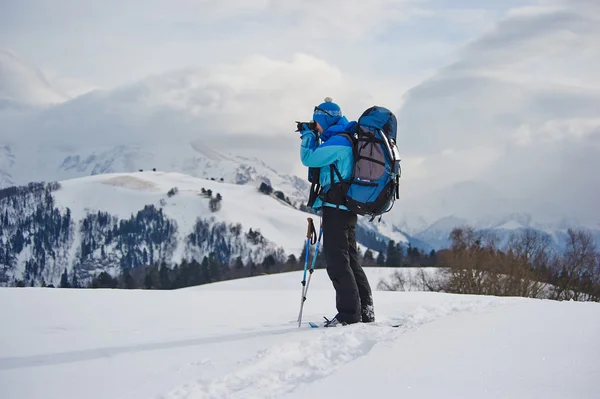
[1,0,599,221]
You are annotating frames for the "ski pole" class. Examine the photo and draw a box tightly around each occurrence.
[297,217,315,327]
[303,226,322,312]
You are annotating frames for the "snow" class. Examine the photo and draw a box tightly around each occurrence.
[496,220,525,230]
[53,171,312,263]
[1,268,599,399]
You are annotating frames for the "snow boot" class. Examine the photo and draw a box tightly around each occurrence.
[323,315,348,327]
[362,304,375,323]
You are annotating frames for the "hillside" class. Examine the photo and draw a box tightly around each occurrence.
[0,172,308,286]
[1,269,599,399]
[0,172,407,287]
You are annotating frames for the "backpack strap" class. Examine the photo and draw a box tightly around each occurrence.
[307,132,355,210]
[307,181,321,208]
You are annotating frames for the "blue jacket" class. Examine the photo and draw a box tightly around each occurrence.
[300,117,356,211]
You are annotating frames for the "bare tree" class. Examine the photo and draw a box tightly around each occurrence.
[550,229,598,301]
[503,229,553,298]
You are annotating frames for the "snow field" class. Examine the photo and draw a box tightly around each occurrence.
[1,269,599,399]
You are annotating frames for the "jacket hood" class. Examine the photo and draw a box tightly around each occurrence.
[320,117,351,141]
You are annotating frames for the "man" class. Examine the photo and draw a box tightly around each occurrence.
[298,97,375,326]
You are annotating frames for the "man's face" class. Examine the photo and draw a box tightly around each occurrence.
[315,122,323,133]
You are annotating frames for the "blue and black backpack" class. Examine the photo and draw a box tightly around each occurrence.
[309,106,401,220]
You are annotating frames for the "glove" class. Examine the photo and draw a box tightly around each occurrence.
[296,121,316,132]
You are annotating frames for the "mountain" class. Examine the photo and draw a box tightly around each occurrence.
[390,180,600,250]
[0,172,308,287]
[0,172,409,287]
[0,136,311,202]
[2,270,599,398]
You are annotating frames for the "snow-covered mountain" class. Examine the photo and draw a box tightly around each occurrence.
[0,139,311,205]
[0,171,408,287]
[0,172,307,286]
[391,180,600,250]
[2,270,599,399]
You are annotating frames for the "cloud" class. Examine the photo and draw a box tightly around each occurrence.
[395,1,600,220]
[1,0,499,91]
[0,49,67,106]
[3,53,382,175]
[3,0,598,223]
[24,53,371,140]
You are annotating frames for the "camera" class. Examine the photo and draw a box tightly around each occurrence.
[295,121,317,132]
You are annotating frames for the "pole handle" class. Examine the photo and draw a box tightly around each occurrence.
[306,217,313,239]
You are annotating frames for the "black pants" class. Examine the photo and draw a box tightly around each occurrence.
[322,207,374,324]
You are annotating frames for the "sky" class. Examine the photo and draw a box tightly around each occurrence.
[1,0,599,222]
[1,0,516,93]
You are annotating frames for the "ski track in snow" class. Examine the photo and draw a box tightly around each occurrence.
[0,326,299,371]
[160,297,503,399]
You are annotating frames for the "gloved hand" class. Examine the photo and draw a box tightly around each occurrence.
[296,121,316,132]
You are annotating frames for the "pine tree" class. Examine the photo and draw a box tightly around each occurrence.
[234,256,244,270]
[189,258,202,286]
[429,249,437,266]
[93,272,118,288]
[209,197,221,212]
[144,272,153,289]
[258,183,273,195]
[247,260,257,277]
[208,252,221,281]
[123,268,136,289]
[376,251,386,266]
[60,268,71,288]
[386,240,402,267]
[407,244,421,266]
[286,254,298,268]
[262,254,276,272]
[12,228,24,254]
[71,273,79,289]
[363,249,374,266]
[159,261,170,289]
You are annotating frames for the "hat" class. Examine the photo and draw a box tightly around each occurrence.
[313,97,342,131]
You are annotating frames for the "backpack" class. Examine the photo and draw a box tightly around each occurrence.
[308,106,401,220]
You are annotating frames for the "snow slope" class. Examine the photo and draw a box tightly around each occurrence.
[1,268,599,399]
[1,171,411,286]
[53,170,408,262]
[53,171,310,264]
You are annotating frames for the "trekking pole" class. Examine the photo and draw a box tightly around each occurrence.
[297,217,316,327]
[302,226,322,315]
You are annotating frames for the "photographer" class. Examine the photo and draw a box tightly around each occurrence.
[297,97,375,327]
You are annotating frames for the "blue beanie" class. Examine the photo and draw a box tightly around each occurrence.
[313,97,342,131]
